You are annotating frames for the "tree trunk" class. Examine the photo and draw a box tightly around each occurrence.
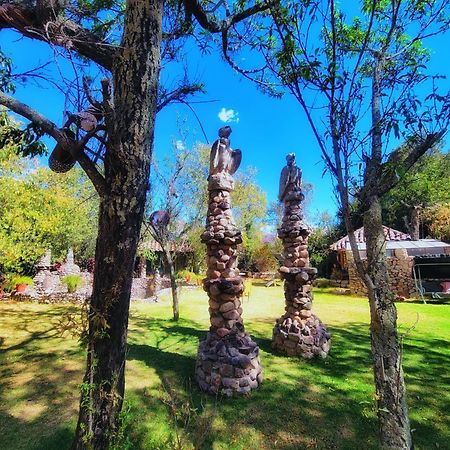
[164,248,179,321]
[364,195,412,450]
[404,205,421,241]
[72,1,163,448]
[136,255,147,278]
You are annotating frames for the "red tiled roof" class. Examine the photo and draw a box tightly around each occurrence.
[330,226,411,251]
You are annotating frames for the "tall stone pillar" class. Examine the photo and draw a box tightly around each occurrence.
[195,127,263,396]
[272,153,331,358]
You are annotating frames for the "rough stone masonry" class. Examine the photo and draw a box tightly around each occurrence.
[195,127,263,396]
[272,153,331,358]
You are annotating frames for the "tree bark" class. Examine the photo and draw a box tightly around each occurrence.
[364,195,412,450]
[356,64,412,450]
[404,205,421,241]
[72,1,163,448]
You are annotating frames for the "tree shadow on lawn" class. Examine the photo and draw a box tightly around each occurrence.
[127,314,450,449]
[0,305,84,450]
[127,317,379,449]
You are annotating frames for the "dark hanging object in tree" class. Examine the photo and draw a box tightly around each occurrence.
[149,210,170,234]
[49,106,106,173]
[48,128,77,173]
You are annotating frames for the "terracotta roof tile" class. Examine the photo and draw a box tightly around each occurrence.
[330,226,410,251]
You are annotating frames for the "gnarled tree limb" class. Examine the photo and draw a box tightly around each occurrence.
[0,2,115,70]
[0,90,107,196]
[376,131,445,197]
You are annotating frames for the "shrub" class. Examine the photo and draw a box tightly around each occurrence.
[251,244,278,273]
[62,274,84,293]
[175,270,198,284]
[193,274,204,286]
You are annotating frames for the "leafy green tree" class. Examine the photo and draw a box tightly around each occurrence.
[250,242,279,272]
[0,147,98,275]
[382,147,450,239]
[424,202,450,242]
[308,212,340,277]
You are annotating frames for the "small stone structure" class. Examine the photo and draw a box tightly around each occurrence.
[59,248,81,275]
[30,249,93,299]
[195,127,263,396]
[272,154,331,358]
[346,249,415,297]
[26,249,160,301]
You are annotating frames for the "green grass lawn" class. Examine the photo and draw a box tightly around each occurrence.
[0,285,449,449]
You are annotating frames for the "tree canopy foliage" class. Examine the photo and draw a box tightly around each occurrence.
[0,135,98,275]
[382,147,450,239]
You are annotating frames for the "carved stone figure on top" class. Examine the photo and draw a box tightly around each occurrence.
[273,154,331,359]
[279,153,303,203]
[195,125,262,397]
[208,126,242,191]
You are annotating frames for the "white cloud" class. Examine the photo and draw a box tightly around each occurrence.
[218,107,240,123]
[175,140,185,150]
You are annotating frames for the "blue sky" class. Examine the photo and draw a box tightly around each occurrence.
[1,29,339,223]
[2,13,450,224]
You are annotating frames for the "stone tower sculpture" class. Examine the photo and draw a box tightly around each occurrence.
[195,126,263,396]
[272,153,331,358]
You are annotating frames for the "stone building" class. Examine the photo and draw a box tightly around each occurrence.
[330,226,450,297]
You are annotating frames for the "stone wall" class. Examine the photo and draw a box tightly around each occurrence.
[346,249,415,297]
[30,270,93,298]
[1,292,87,304]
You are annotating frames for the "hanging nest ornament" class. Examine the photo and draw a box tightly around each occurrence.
[48,129,76,173]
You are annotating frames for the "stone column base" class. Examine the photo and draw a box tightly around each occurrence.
[272,314,331,358]
[195,330,263,396]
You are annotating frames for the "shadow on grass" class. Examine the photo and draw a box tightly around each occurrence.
[0,305,83,450]
[1,303,448,449]
[126,316,375,449]
[125,311,450,450]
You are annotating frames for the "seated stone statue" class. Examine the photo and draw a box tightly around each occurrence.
[208,126,242,191]
[279,153,303,202]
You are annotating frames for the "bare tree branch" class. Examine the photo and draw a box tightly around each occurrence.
[376,131,445,197]
[0,89,63,140]
[184,0,271,33]
[83,76,103,111]
[157,83,203,112]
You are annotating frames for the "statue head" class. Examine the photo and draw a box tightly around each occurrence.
[219,126,232,139]
[286,153,296,166]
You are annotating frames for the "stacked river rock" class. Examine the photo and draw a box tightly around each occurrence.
[195,127,263,396]
[272,153,331,358]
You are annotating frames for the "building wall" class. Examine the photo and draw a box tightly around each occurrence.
[346,249,416,297]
